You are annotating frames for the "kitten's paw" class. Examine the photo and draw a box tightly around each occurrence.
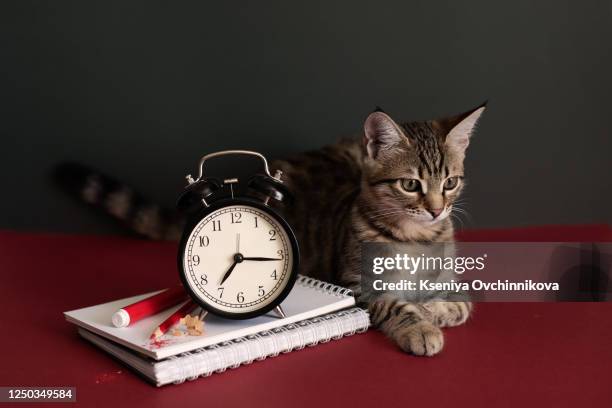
[424,301,472,328]
[395,321,444,356]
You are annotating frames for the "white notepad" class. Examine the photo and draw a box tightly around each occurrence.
[64,276,357,360]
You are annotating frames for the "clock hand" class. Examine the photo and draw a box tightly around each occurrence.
[236,233,240,253]
[220,253,244,285]
[219,261,238,285]
[242,257,283,261]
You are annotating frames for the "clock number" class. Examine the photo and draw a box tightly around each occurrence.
[269,230,277,241]
[277,249,284,260]
[212,220,221,231]
[271,269,277,280]
[192,255,200,266]
[231,212,242,223]
[200,274,208,285]
[258,286,265,297]
[236,292,245,303]
[254,217,259,228]
[199,236,210,247]
[217,287,224,298]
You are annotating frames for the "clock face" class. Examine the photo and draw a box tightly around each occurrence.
[180,204,296,317]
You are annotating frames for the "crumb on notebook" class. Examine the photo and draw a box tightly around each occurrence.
[181,314,205,336]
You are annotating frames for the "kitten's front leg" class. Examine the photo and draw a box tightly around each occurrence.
[369,294,444,356]
[422,301,473,328]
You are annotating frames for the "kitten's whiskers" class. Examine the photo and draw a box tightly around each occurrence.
[449,203,472,228]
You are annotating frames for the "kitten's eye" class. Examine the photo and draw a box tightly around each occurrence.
[444,177,459,190]
[400,179,421,192]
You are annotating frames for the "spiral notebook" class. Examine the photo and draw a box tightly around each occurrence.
[64,276,369,385]
[78,307,368,386]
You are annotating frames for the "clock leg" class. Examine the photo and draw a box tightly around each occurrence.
[274,305,287,319]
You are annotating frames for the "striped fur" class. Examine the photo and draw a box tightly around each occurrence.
[54,162,183,240]
[274,103,485,355]
[369,294,443,356]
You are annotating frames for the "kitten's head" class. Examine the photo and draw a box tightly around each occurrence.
[360,103,486,229]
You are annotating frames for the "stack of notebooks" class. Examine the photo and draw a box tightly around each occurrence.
[64,276,370,386]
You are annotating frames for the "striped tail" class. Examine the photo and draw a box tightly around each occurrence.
[53,161,183,240]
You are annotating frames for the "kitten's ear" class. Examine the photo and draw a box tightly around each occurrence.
[363,111,405,159]
[438,101,487,152]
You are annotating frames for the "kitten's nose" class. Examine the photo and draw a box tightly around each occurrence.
[428,208,444,218]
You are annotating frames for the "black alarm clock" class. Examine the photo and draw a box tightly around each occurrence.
[176,150,299,320]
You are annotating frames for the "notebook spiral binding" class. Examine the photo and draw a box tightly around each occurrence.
[295,275,353,297]
[162,308,369,385]
[157,279,369,386]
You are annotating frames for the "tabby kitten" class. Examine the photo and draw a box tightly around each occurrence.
[272,103,486,355]
[55,103,485,356]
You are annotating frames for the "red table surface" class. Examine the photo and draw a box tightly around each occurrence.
[0,225,611,408]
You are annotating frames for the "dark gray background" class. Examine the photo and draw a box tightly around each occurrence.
[1,1,610,236]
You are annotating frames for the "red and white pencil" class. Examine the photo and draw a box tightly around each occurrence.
[150,300,197,339]
[112,285,188,328]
